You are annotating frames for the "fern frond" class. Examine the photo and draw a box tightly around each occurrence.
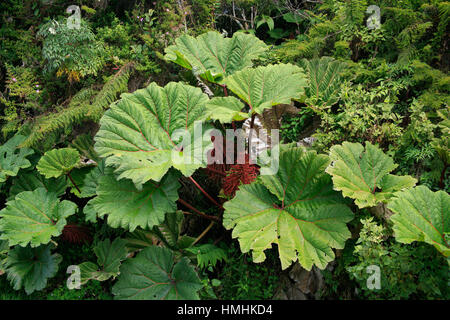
[21,63,134,149]
[186,243,228,269]
[86,62,134,121]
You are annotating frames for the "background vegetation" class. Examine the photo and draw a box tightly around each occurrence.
[0,0,448,300]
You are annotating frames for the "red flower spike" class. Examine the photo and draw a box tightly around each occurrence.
[223,154,260,197]
[61,224,92,244]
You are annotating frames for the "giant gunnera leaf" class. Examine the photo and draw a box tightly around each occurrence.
[224,64,308,115]
[80,159,106,198]
[8,171,67,201]
[113,246,203,300]
[326,141,417,208]
[90,170,180,232]
[0,135,34,183]
[203,96,249,123]
[94,82,213,187]
[36,148,80,178]
[0,240,8,275]
[164,31,268,84]
[124,211,195,252]
[223,147,354,270]
[79,238,128,284]
[299,57,345,109]
[388,186,450,257]
[0,188,77,247]
[5,244,61,294]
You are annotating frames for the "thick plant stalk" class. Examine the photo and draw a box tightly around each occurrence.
[191,221,215,246]
[189,176,223,209]
[248,113,256,155]
[67,172,81,194]
[194,73,214,97]
[178,198,220,222]
[221,84,228,96]
[204,166,227,176]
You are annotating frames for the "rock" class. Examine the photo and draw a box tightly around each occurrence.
[287,287,308,300]
[297,137,317,148]
[273,262,327,300]
[370,202,394,220]
[289,262,312,293]
[272,288,289,300]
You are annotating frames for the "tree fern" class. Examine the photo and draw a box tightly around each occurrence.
[21,63,134,149]
[397,22,433,64]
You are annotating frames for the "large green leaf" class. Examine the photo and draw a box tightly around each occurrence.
[113,246,203,300]
[0,135,34,183]
[83,199,97,223]
[70,133,100,162]
[8,171,67,201]
[164,31,267,84]
[0,240,8,274]
[223,147,354,270]
[388,186,450,257]
[300,57,345,109]
[5,244,61,294]
[0,188,77,247]
[94,82,213,187]
[326,141,417,208]
[79,238,128,284]
[36,148,80,178]
[67,166,93,197]
[80,159,106,198]
[90,170,180,232]
[125,211,194,251]
[203,96,249,123]
[224,64,308,115]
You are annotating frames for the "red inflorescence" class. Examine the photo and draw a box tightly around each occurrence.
[223,154,260,197]
[61,224,92,244]
[205,135,230,184]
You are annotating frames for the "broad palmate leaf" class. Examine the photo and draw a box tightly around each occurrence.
[113,246,203,300]
[8,171,67,201]
[36,148,80,178]
[326,141,417,208]
[79,238,128,284]
[164,31,267,84]
[300,56,345,109]
[388,186,450,257]
[223,147,354,270]
[0,135,34,183]
[5,244,61,294]
[224,64,308,115]
[203,96,249,123]
[80,159,106,198]
[83,199,97,223]
[124,211,194,252]
[67,166,93,197]
[0,240,8,274]
[94,82,213,187]
[90,170,180,231]
[0,188,77,247]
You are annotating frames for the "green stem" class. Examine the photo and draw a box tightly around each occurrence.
[191,221,215,247]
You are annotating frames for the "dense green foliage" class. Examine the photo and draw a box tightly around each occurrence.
[0,0,448,300]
